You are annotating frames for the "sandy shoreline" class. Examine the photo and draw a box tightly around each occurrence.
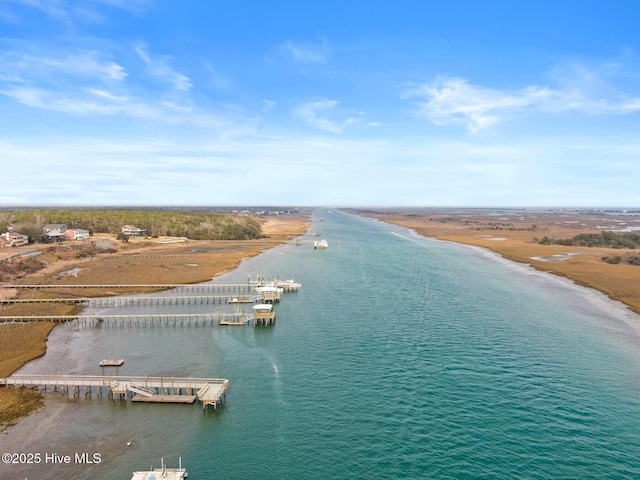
[352,209,640,316]
[432,231,640,331]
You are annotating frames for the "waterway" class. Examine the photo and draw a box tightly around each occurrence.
[2,209,640,479]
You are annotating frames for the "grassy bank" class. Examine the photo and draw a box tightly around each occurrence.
[0,214,310,429]
[0,322,56,429]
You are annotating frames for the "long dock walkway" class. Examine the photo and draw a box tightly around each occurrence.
[0,374,228,409]
[0,294,261,306]
[0,282,300,292]
[0,312,253,327]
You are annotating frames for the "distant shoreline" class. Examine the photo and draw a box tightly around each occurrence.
[349,208,640,317]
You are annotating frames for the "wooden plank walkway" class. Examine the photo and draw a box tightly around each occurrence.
[131,394,196,404]
[0,282,300,292]
[0,283,255,291]
[0,312,254,327]
[0,294,261,306]
[0,374,228,409]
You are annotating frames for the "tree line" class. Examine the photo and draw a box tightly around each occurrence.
[536,231,640,249]
[535,230,640,266]
[0,209,264,241]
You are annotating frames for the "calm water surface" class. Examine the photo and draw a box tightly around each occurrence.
[3,209,640,479]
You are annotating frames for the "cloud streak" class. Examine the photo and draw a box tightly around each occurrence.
[134,44,193,92]
[405,63,640,132]
[0,46,249,131]
[293,98,361,133]
[404,77,552,132]
[2,0,148,25]
[281,39,327,64]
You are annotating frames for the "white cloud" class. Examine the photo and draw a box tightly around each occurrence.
[3,0,148,24]
[0,50,127,83]
[294,98,360,133]
[280,39,327,64]
[262,99,276,112]
[0,45,248,130]
[134,44,192,92]
[405,61,640,132]
[202,61,232,91]
[404,77,554,133]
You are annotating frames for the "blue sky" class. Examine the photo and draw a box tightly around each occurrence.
[1,0,639,206]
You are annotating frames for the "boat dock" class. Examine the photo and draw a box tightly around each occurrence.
[0,294,261,306]
[0,281,301,293]
[294,239,318,246]
[0,374,228,409]
[0,312,254,327]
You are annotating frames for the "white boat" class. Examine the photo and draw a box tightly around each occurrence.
[131,458,188,480]
[313,239,328,249]
[254,283,284,294]
[275,279,301,289]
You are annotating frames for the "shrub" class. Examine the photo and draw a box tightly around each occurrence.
[602,255,622,264]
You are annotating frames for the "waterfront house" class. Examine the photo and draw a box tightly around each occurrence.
[65,228,90,241]
[44,224,67,234]
[0,232,29,247]
[122,225,147,237]
[43,223,67,242]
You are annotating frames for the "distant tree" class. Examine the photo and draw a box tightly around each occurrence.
[116,232,129,243]
[626,253,640,265]
[16,225,43,243]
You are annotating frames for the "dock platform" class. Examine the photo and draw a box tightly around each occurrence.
[0,374,228,409]
[131,394,196,403]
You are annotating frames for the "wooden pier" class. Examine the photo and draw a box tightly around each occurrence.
[294,239,318,246]
[0,281,300,293]
[0,374,228,409]
[0,294,261,307]
[0,312,254,327]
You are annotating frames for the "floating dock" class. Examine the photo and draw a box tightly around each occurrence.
[0,374,229,409]
[99,359,124,367]
[100,348,124,367]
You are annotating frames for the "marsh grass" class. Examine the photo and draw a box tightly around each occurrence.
[0,322,56,428]
[0,387,44,429]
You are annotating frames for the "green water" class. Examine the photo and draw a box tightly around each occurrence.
[3,209,640,479]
